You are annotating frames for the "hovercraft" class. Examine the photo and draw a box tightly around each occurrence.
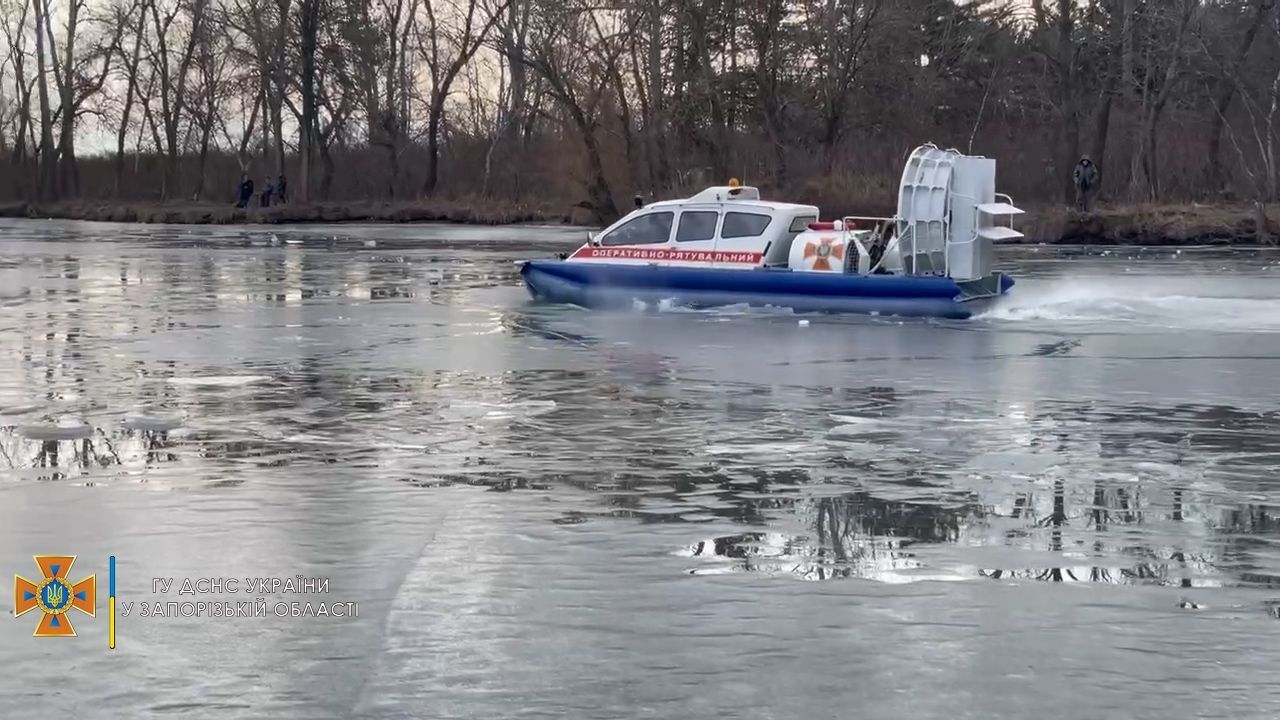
[520,144,1024,319]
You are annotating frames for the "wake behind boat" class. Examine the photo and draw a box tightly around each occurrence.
[521,144,1024,319]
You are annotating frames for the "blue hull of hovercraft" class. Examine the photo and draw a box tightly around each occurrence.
[520,260,1013,319]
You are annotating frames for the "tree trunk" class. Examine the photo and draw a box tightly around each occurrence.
[319,143,335,200]
[604,58,636,190]
[194,121,212,200]
[299,0,319,203]
[499,1,532,199]
[12,105,30,199]
[1055,0,1079,204]
[1142,112,1160,200]
[151,0,206,200]
[644,0,666,191]
[1255,201,1272,244]
[56,0,80,198]
[567,106,617,223]
[417,0,509,198]
[1088,0,1127,190]
[582,128,618,223]
[6,0,34,200]
[1089,91,1113,190]
[383,118,399,199]
[115,24,144,198]
[1139,0,1198,200]
[271,0,291,179]
[685,1,729,179]
[32,0,56,201]
[422,95,444,196]
[270,91,285,178]
[1207,0,1267,193]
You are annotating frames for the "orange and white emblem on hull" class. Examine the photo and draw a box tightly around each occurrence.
[802,237,845,271]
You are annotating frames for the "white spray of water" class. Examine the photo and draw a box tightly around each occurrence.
[591,274,1280,332]
[653,298,795,316]
[979,276,1280,332]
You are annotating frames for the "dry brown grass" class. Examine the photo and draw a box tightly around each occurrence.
[3,196,1276,246]
[1019,203,1277,245]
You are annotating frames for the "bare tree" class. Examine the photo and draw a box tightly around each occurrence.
[111,0,148,196]
[189,0,233,199]
[311,0,359,200]
[1209,7,1280,240]
[31,0,56,199]
[491,0,537,197]
[145,0,208,199]
[1,0,1279,216]
[674,0,730,179]
[800,0,884,172]
[297,0,320,201]
[625,0,668,193]
[415,0,509,196]
[1031,0,1083,203]
[1,0,36,198]
[358,0,418,197]
[1200,0,1269,193]
[46,0,127,197]
[1129,0,1200,200]
[516,0,639,222]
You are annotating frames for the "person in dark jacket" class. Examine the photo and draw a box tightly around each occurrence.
[236,173,253,208]
[260,177,273,208]
[1072,155,1099,212]
[276,175,287,204]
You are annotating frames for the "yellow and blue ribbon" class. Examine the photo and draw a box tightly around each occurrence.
[108,555,116,650]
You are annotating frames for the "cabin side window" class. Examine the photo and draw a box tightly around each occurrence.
[599,212,674,246]
[721,212,772,239]
[675,211,719,242]
[789,215,817,232]
[763,214,818,267]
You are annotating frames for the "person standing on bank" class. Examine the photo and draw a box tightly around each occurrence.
[276,175,287,204]
[1072,155,1099,212]
[261,177,273,208]
[235,173,254,208]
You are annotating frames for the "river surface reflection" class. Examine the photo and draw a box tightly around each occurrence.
[2,219,1279,718]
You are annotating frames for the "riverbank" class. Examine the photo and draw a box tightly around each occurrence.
[1,198,1276,245]
[1017,203,1277,246]
[0,199,577,227]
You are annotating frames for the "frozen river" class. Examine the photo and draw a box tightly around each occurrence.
[2,218,1279,718]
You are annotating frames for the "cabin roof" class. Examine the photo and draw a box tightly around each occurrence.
[689,185,760,202]
[643,186,818,215]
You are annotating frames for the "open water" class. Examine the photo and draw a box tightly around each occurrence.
[1,218,1279,719]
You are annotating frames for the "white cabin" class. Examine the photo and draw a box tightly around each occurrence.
[567,183,819,269]
[565,144,1022,281]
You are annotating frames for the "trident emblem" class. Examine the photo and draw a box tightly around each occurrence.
[14,555,96,637]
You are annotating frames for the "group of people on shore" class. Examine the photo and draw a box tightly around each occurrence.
[235,174,287,208]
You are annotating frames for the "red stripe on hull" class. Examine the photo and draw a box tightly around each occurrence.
[570,246,763,264]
